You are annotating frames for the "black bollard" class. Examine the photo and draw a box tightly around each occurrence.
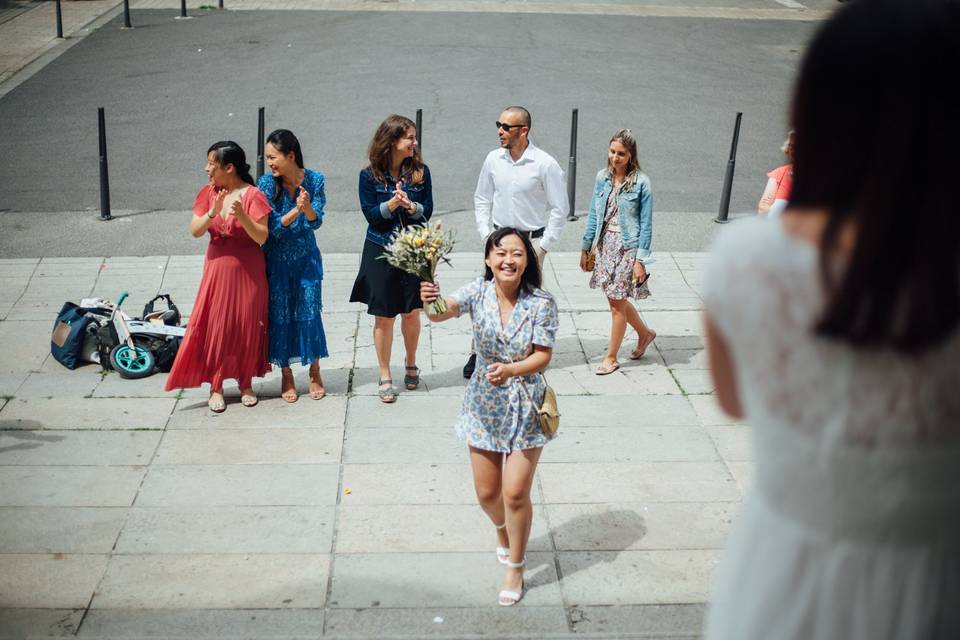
[219,0,224,7]
[415,108,422,150]
[566,108,579,221]
[715,112,743,224]
[55,0,63,38]
[122,0,132,28]
[98,108,113,221]
[256,107,265,181]
[179,0,187,19]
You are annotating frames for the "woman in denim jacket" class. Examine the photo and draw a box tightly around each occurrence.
[579,129,657,375]
[350,114,433,402]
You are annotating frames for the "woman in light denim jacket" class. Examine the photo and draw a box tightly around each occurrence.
[579,129,657,375]
[349,114,433,403]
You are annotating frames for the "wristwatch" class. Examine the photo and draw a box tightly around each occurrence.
[208,210,216,219]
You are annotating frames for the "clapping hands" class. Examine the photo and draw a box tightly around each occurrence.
[296,183,312,214]
[212,188,227,216]
[393,181,417,214]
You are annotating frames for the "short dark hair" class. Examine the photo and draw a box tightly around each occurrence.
[789,0,960,353]
[483,227,542,292]
[503,106,531,130]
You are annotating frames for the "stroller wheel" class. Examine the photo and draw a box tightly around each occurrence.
[110,344,156,379]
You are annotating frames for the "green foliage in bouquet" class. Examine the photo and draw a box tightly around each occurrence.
[380,223,455,315]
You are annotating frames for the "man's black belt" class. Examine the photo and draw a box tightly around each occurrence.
[494,225,545,239]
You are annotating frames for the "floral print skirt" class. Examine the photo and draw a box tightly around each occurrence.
[589,228,651,300]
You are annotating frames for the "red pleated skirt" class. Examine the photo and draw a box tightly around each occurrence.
[165,241,271,391]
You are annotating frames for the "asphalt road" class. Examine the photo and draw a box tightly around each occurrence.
[0,8,815,218]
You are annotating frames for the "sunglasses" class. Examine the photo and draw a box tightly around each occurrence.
[496,121,526,131]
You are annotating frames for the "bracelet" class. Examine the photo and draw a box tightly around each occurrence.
[207,210,216,220]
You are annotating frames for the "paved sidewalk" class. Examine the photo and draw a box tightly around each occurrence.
[0,0,120,92]
[0,250,749,638]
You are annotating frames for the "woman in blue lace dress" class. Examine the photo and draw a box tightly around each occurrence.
[257,129,329,402]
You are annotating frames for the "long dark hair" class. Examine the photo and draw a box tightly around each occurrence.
[366,114,424,185]
[483,227,542,294]
[265,129,305,205]
[789,0,960,353]
[207,141,255,186]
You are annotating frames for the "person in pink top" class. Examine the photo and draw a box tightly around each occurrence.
[165,141,272,413]
[757,130,794,218]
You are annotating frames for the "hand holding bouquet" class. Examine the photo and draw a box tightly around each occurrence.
[380,222,455,315]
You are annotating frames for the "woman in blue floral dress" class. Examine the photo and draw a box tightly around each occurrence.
[257,129,328,402]
[421,227,559,608]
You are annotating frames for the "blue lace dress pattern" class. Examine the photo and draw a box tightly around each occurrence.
[258,169,329,367]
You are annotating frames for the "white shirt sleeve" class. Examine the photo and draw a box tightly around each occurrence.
[539,159,569,252]
[474,154,495,240]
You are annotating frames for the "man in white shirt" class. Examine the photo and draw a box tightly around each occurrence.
[474,105,569,265]
[464,105,569,377]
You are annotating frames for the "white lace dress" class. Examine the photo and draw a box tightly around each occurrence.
[702,218,960,640]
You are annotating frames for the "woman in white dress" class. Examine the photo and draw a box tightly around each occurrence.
[703,1,960,638]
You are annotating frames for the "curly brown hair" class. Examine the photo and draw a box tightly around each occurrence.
[366,114,424,186]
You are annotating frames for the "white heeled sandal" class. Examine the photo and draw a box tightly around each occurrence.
[495,522,510,565]
[498,559,525,607]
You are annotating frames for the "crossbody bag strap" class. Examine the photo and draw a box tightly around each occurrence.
[591,214,610,253]
[592,182,620,251]
[506,351,546,412]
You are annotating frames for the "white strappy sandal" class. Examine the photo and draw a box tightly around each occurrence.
[498,559,525,607]
[495,522,510,565]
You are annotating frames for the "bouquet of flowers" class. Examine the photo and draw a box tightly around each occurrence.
[380,222,455,315]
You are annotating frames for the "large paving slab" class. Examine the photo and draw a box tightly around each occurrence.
[328,552,561,609]
[0,430,160,466]
[339,464,502,506]
[341,427,467,464]
[0,507,127,554]
[167,396,347,429]
[0,465,146,507]
[557,395,700,428]
[77,609,325,639]
[152,428,343,465]
[13,370,103,399]
[115,506,335,554]
[0,553,109,608]
[0,609,85,638]
[324,606,570,638]
[345,395,464,429]
[546,502,736,551]
[0,398,176,430]
[569,604,706,636]
[558,550,721,605]
[135,464,340,507]
[334,504,550,554]
[92,554,330,609]
[545,426,718,463]
[538,462,739,504]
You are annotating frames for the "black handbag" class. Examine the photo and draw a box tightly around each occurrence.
[142,294,181,326]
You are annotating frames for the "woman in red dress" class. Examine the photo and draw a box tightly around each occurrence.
[165,141,272,412]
